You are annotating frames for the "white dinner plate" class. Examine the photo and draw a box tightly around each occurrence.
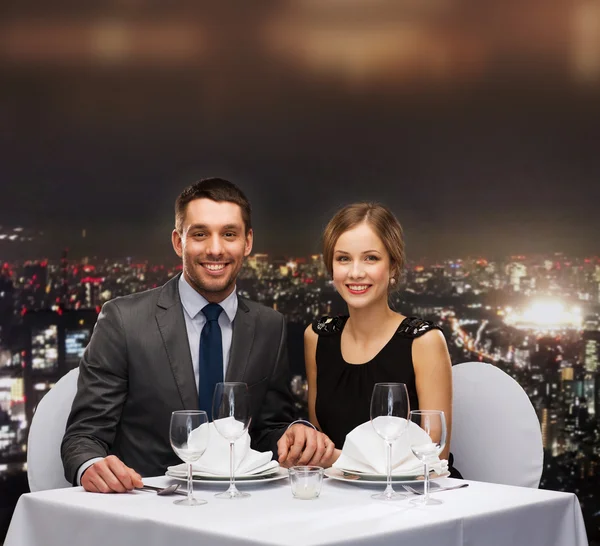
[325,467,450,485]
[166,461,280,480]
[165,467,288,484]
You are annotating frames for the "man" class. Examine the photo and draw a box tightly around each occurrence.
[61,178,335,493]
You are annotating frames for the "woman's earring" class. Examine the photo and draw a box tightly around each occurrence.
[389,278,396,285]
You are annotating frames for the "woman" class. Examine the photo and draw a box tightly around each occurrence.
[305,202,455,470]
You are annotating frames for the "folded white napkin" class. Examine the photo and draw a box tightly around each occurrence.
[167,417,277,477]
[333,420,448,476]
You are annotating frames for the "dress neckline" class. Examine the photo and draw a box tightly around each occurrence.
[339,316,410,366]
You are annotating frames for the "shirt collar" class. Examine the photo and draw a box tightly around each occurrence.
[178,274,238,323]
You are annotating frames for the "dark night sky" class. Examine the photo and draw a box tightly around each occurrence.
[1,2,599,261]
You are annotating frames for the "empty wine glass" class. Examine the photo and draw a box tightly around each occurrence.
[169,410,210,506]
[370,382,410,501]
[408,410,447,506]
[212,382,251,499]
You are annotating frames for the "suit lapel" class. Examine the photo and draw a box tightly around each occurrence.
[226,298,255,382]
[155,275,198,409]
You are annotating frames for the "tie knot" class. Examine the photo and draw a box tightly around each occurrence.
[202,303,223,322]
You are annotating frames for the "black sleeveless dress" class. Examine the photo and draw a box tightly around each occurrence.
[313,315,438,449]
[313,315,462,478]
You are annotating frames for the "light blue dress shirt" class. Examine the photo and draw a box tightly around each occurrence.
[178,274,238,387]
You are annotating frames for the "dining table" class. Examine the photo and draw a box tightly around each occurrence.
[4,474,589,546]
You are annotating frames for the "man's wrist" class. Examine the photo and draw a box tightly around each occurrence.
[76,457,104,485]
[287,419,316,432]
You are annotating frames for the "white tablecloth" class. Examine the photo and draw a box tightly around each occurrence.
[5,476,588,546]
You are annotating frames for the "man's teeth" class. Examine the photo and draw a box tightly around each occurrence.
[348,285,369,291]
[204,264,226,271]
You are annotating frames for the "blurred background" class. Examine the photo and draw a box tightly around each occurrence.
[1,0,599,542]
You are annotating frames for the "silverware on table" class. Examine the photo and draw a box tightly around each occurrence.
[403,483,469,495]
[137,484,186,496]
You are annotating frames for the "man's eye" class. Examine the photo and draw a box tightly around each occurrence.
[224,232,236,238]
[193,233,206,238]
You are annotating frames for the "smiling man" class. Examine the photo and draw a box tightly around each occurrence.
[61,178,335,493]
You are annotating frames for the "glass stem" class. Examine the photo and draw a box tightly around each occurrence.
[423,461,430,502]
[385,440,393,497]
[230,441,236,490]
[187,462,193,501]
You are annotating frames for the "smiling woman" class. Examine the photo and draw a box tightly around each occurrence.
[303,202,459,477]
[332,223,396,309]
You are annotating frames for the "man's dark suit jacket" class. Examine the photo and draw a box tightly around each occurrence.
[61,274,296,485]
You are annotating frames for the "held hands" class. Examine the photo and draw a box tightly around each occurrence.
[277,424,340,468]
[81,455,143,493]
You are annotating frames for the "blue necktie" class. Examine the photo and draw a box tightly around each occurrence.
[198,303,224,417]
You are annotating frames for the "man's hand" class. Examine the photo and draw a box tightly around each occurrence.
[277,424,338,468]
[81,455,143,493]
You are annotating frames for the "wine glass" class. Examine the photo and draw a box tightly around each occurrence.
[169,410,210,506]
[408,410,447,506]
[212,382,252,499]
[370,382,410,501]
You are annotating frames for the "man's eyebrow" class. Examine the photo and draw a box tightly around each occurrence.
[187,223,243,230]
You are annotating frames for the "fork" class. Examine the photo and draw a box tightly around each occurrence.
[138,484,187,496]
[403,483,469,495]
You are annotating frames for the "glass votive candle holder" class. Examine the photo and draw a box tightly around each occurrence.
[289,466,324,500]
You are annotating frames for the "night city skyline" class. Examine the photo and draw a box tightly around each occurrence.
[1,248,599,542]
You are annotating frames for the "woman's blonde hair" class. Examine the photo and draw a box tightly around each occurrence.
[322,202,405,287]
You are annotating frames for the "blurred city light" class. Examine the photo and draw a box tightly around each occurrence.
[505,300,583,332]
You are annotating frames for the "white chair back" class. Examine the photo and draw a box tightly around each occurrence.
[451,361,543,488]
[27,368,79,492]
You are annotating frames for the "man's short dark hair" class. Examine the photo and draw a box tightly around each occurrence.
[175,178,252,234]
